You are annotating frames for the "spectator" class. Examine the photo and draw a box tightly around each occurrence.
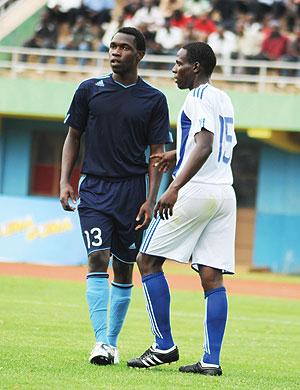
[138,23,162,69]
[122,0,142,22]
[184,0,212,16]
[250,0,276,22]
[182,20,202,45]
[208,22,237,75]
[191,11,217,40]
[155,17,183,55]
[21,11,58,63]
[47,0,82,25]
[56,16,95,65]
[99,14,132,52]
[159,0,183,18]
[82,0,115,25]
[280,27,300,76]
[170,9,190,29]
[258,19,289,60]
[212,0,237,29]
[138,23,161,55]
[232,19,264,73]
[131,0,165,32]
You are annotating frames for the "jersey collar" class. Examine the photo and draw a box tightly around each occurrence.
[111,74,140,89]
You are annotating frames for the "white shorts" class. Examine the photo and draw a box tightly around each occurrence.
[141,182,236,274]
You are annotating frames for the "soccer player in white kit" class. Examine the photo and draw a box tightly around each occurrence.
[127,42,237,376]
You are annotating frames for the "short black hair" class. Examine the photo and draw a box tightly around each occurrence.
[116,27,146,52]
[183,42,216,77]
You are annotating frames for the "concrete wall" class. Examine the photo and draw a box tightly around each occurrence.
[236,208,256,268]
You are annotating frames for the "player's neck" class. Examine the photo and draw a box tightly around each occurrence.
[192,76,209,89]
[112,72,139,86]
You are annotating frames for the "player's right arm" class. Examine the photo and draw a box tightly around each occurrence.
[150,150,177,173]
[60,126,82,211]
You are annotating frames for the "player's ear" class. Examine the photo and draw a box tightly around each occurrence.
[193,61,201,73]
[137,50,145,63]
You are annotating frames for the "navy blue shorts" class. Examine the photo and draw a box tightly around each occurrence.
[78,175,146,263]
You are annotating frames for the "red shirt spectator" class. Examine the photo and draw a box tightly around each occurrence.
[191,13,216,37]
[170,9,190,28]
[261,20,289,60]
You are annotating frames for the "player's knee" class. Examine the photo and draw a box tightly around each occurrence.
[113,259,133,284]
[201,279,221,291]
[88,250,110,273]
[137,253,164,276]
[199,266,223,292]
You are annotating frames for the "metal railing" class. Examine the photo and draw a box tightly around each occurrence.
[0,45,300,91]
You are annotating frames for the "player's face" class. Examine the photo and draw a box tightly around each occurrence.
[109,33,141,75]
[172,48,196,90]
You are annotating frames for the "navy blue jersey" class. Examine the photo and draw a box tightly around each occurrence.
[64,74,171,178]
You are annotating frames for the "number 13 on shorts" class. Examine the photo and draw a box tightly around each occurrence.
[84,227,103,249]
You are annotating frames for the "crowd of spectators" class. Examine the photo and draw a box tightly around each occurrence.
[21,0,300,76]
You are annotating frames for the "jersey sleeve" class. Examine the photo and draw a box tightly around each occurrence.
[146,93,172,144]
[186,93,215,136]
[64,83,89,132]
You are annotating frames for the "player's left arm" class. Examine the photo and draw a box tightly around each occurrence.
[135,143,164,230]
[155,130,213,220]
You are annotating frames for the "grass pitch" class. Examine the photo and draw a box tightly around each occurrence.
[0,275,299,389]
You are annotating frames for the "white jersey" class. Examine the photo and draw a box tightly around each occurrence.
[173,83,236,185]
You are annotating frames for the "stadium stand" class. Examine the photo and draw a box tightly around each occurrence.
[0,0,299,89]
[0,0,47,40]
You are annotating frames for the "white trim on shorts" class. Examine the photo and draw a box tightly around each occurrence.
[88,247,110,256]
[111,252,135,265]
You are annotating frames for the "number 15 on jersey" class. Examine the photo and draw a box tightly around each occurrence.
[218,116,234,165]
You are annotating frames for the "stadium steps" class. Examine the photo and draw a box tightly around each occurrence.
[0,0,47,41]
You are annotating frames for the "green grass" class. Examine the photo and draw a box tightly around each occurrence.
[1,276,299,389]
[163,261,300,284]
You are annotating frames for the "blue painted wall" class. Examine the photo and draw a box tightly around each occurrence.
[2,128,31,196]
[0,195,86,265]
[254,145,300,273]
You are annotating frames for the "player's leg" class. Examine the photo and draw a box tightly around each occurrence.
[179,186,236,376]
[199,266,227,369]
[127,253,179,368]
[107,175,146,355]
[78,205,114,365]
[107,259,134,350]
[86,249,111,346]
[179,266,225,376]
[138,253,175,350]
[78,175,119,365]
[86,249,116,365]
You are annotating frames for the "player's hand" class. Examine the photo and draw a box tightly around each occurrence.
[135,200,154,230]
[60,182,77,211]
[154,187,178,220]
[150,150,176,173]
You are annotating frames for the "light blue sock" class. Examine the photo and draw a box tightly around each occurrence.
[86,272,109,344]
[107,282,133,347]
[202,286,228,366]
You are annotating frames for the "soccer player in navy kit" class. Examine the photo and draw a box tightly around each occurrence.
[60,27,171,365]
